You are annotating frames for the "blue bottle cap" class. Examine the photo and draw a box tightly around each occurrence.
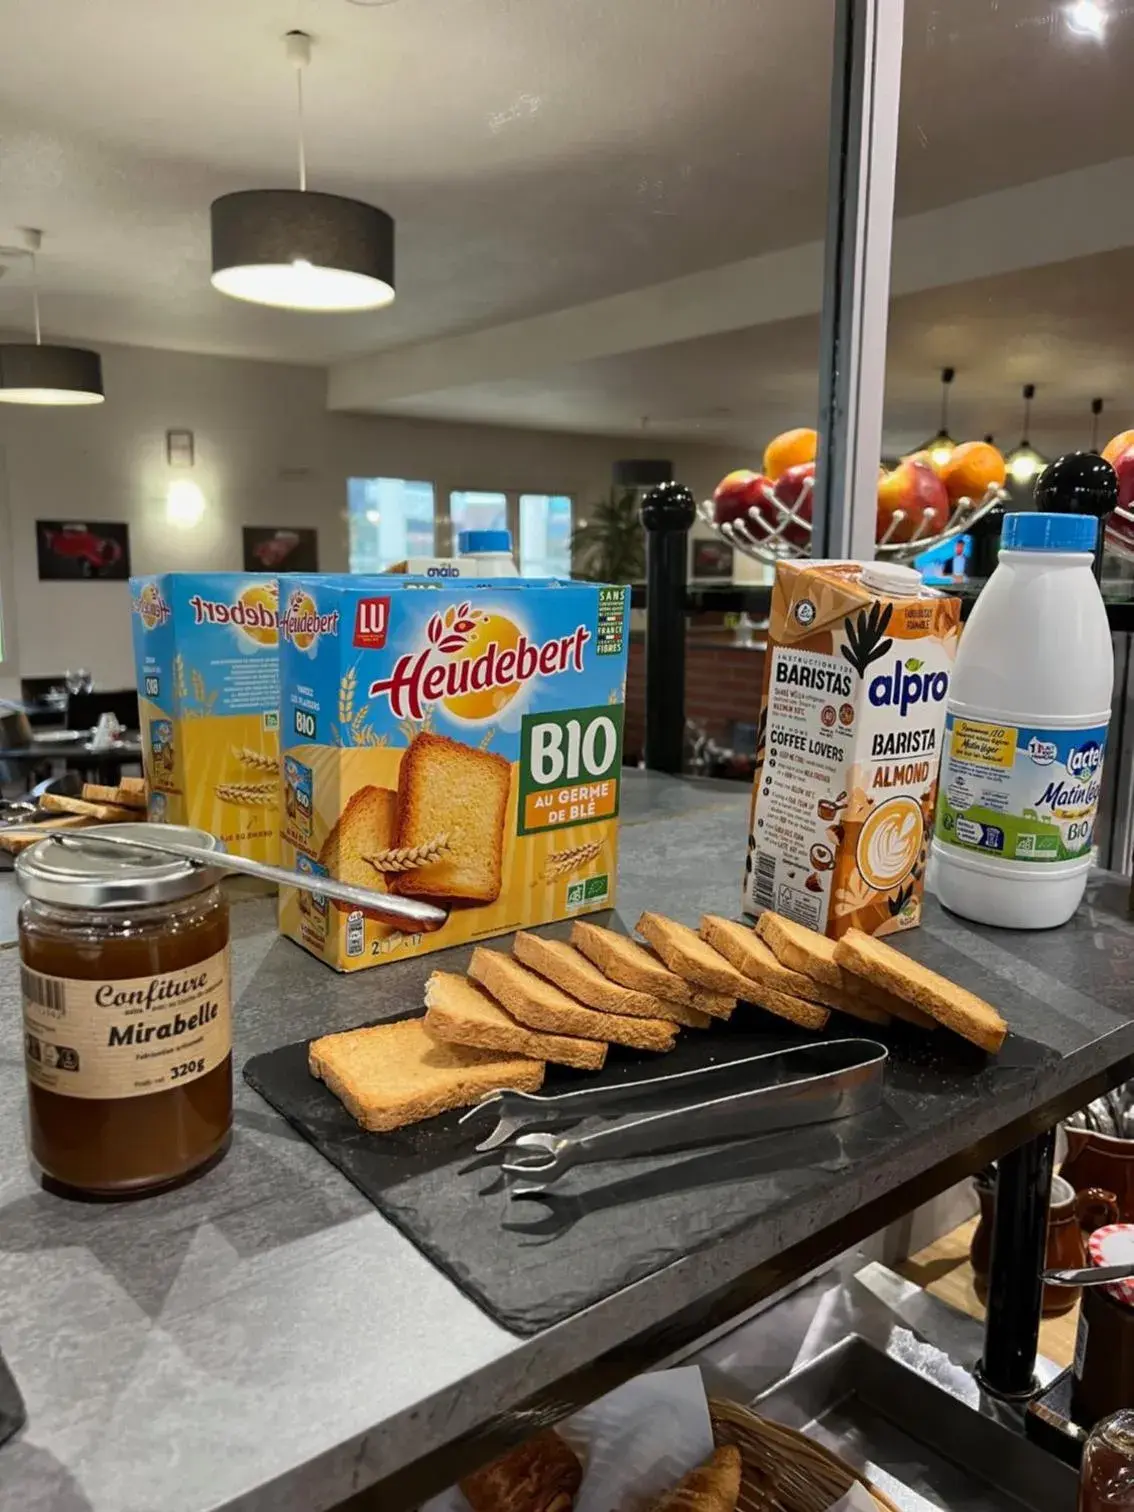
[457,529,513,555]
[1000,512,1098,553]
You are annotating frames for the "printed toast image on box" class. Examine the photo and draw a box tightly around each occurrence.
[130,573,281,863]
[742,560,960,940]
[278,577,630,970]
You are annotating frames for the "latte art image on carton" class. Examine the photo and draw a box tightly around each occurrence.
[743,560,960,941]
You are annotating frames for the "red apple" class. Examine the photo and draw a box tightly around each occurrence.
[769,462,815,547]
[1111,444,1134,513]
[712,470,770,529]
[876,460,950,544]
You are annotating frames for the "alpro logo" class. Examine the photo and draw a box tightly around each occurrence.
[867,657,949,718]
[132,582,171,631]
[368,602,590,721]
[1067,738,1104,780]
[189,585,279,646]
[283,589,339,653]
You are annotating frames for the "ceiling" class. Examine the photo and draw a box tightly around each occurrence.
[1,0,1133,452]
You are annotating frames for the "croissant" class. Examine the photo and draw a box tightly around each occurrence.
[460,1428,584,1512]
[646,1445,742,1512]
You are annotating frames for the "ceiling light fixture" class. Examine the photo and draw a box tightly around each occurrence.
[210,31,395,313]
[0,229,105,406]
[1005,384,1048,484]
[920,367,956,469]
[1065,0,1107,39]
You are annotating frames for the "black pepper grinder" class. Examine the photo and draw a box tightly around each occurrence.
[1033,451,1118,584]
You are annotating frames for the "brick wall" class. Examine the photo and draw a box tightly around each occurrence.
[624,637,766,762]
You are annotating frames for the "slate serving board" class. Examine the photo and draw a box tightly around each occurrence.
[244,1010,1049,1336]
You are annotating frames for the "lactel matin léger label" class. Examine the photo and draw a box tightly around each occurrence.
[936,718,1108,864]
[747,574,957,939]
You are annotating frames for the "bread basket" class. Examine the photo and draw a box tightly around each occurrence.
[710,1397,901,1512]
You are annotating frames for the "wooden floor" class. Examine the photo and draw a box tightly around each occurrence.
[897,1216,1080,1368]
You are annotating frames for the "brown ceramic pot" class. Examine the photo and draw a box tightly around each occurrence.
[971,1173,1119,1317]
[1063,1128,1134,1222]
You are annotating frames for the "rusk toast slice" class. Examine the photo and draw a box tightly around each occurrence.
[318,785,397,901]
[755,912,843,988]
[570,920,735,1019]
[468,948,678,1051]
[390,733,510,903]
[424,972,606,1071]
[834,928,1007,1052]
[700,916,891,1026]
[309,1017,544,1132]
[513,931,710,1028]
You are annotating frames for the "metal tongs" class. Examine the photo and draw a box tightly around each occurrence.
[462,1038,888,1196]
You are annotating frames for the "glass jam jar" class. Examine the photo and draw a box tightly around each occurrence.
[17,824,232,1200]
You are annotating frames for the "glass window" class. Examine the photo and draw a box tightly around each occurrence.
[449,490,509,541]
[519,494,572,577]
[347,478,435,573]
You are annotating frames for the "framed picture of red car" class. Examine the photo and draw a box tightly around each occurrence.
[37,520,131,581]
[242,526,319,573]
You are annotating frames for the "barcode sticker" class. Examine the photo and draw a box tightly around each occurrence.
[21,965,65,1012]
[753,851,777,909]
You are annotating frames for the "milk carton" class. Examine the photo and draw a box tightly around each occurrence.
[742,560,960,938]
[130,573,281,862]
[278,576,630,970]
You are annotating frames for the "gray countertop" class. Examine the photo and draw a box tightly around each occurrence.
[3,772,1134,1512]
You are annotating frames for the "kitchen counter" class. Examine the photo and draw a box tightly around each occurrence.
[3,771,1134,1512]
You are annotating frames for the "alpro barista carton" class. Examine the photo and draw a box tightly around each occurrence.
[278,576,631,970]
[743,561,960,938]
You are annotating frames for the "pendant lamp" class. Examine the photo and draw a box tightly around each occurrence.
[920,367,956,468]
[1090,397,1104,452]
[1005,384,1048,484]
[210,32,395,313]
[0,230,104,406]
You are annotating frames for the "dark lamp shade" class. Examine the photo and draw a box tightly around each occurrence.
[612,458,674,488]
[210,190,395,312]
[0,344,105,406]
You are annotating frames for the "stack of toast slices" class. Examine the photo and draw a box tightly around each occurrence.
[0,777,148,853]
[309,910,1008,1134]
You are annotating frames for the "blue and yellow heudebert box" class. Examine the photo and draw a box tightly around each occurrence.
[277,576,631,970]
[129,573,281,862]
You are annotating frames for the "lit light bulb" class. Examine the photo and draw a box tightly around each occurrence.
[365,508,382,524]
[210,258,394,312]
[167,479,207,527]
[1065,0,1106,38]
[1009,452,1042,484]
[930,443,954,469]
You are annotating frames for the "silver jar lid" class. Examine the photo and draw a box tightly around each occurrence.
[16,823,224,909]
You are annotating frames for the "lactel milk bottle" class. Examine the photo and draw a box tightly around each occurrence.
[932,512,1113,930]
[743,560,960,939]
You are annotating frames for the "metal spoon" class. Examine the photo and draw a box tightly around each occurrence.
[47,829,449,933]
[1042,1261,1134,1288]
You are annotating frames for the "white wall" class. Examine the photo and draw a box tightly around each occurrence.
[0,341,750,691]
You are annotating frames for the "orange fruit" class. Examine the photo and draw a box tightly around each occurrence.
[763,427,817,482]
[937,441,1006,504]
[1103,430,1134,465]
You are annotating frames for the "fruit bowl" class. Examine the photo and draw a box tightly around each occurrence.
[698,473,1007,565]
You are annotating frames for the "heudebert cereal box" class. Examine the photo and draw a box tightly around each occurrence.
[130,573,281,862]
[278,576,630,970]
[742,560,960,938]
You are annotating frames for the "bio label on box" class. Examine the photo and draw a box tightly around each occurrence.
[130,573,281,863]
[277,577,630,971]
